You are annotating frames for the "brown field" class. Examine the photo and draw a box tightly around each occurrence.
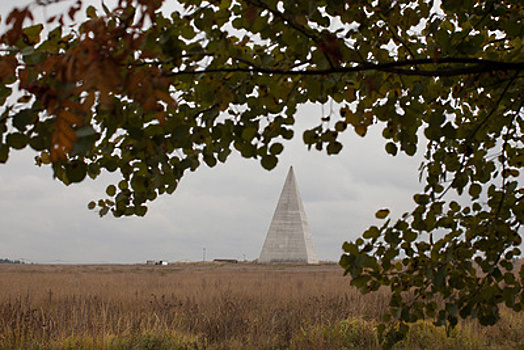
[0,262,523,349]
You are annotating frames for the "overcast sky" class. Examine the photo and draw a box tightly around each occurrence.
[0,1,424,263]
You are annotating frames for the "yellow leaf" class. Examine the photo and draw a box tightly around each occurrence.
[40,151,51,164]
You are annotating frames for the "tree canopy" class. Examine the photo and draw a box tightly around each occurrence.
[1,0,523,345]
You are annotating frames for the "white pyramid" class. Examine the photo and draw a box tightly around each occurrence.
[259,166,318,264]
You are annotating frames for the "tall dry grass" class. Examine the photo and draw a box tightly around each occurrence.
[0,262,523,349]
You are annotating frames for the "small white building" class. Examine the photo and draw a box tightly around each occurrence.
[146,260,168,266]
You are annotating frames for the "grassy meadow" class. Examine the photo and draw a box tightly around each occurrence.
[0,262,523,349]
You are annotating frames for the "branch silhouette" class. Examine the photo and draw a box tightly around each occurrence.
[166,57,524,77]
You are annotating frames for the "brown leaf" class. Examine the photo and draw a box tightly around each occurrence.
[318,33,343,64]
[81,92,96,113]
[245,6,258,24]
[154,89,177,109]
[56,117,78,143]
[0,56,17,80]
[58,109,83,126]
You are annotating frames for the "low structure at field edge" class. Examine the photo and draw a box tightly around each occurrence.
[259,166,318,264]
[146,260,168,265]
[213,259,239,263]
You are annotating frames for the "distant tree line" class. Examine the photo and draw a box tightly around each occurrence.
[0,258,25,264]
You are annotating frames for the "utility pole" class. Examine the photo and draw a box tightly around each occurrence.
[203,247,206,262]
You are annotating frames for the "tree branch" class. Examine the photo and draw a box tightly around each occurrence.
[166,57,524,78]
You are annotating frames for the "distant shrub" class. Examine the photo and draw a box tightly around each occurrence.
[0,258,24,264]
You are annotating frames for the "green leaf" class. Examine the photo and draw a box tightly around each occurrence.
[0,144,9,163]
[375,209,390,219]
[363,226,380,239]
[136,206,148,216]
[65,161,87,184]
[386,142,398,156]
[106,185,117,197]
[180,25,196,40]
[22,24,44,44]
[335,121,347,132]
[413,194,430,205]
[327,141,343,155]
[261,154,278,170]
[99,207,109,217]
[203,153,217,167]
[342,242,359,255]
[86,163,100,179]
[241,126,258,141]
[29,136,46,151]
[118,180,128,190]
[13,110,37,131]
[7,133,28,149]
[433,267,447,288]
[76,126,97,138]
[101,2,111,15]
[269,143,284,155]
[403,230,417,243]
[468,183,482,199]
[86,5,98,19]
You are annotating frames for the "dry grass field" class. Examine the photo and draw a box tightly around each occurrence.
[0,262,523,349]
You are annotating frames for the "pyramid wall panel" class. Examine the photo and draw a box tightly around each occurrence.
[259,167,318,264]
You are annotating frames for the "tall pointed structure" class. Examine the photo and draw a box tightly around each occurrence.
[259,166,318,264]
